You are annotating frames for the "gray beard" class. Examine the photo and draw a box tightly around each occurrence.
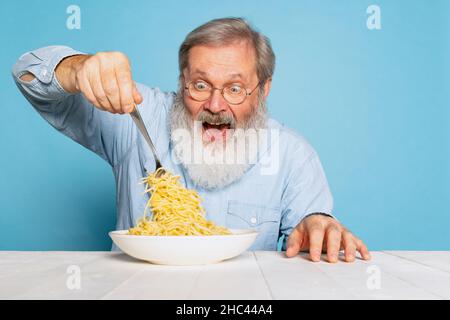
[169,90,268,190]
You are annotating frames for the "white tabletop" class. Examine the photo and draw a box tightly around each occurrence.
[1,251,449,300]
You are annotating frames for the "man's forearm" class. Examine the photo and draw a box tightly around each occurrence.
[14,46,141,113]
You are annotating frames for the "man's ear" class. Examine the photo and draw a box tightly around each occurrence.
[263,77,272,98]
[179,74,185,90]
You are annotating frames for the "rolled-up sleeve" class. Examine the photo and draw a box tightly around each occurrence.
[12,46,84,101]
[11,45,139,166]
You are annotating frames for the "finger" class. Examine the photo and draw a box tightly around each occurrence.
[285,227,304,258]
[89,68,114,112]
[133,82,143,105]
[76,70,102,109]
[342,231,357,262]
[115,68,134,113]
[325,226,341,263]
[356,239,371,260]
[308,225,325,262]
[99,60,122,113]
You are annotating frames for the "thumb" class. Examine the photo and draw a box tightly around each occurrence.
[133,82,143,105]
[285,227,304,258]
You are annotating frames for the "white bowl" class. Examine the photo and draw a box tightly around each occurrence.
[109,229,258,266]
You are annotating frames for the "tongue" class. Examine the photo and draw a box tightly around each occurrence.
[204,123,229,130]
[203,123,229,142]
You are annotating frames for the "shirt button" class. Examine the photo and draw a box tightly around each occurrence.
[250,217,257,225]
[41,69,48,77]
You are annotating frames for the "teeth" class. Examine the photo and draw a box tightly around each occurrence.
[205,122,228,126]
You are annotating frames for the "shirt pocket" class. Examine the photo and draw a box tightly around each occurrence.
[226,200,280,250]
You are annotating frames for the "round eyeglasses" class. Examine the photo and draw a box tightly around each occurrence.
[184,80,260,105]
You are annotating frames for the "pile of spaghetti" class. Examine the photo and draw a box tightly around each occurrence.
[128,168,231,236]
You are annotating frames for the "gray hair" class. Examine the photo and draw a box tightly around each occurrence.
[178,17,275,85]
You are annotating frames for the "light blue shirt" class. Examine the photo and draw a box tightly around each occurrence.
[12,46,334,251]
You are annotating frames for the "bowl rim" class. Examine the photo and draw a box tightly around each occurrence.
[109,229,258,239]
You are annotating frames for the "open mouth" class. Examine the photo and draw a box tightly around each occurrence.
[202,121,232,142]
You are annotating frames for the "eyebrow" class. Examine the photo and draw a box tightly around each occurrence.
[190,70,245,82]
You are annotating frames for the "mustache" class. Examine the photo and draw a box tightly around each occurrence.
[196,110,236,128]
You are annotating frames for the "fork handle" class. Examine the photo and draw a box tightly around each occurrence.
[130,107,162,169]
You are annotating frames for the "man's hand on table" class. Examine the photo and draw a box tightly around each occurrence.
[285,214,371,263]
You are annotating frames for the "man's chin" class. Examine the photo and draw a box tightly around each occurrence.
[183,162,250,190]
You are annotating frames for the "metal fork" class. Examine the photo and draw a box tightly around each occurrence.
[129,105,165,177]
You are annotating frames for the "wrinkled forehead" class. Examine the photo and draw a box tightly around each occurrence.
[184,42,258,84]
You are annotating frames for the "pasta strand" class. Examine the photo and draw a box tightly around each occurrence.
[128,168,231,236]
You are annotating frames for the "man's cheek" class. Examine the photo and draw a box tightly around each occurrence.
[183,98,201,118]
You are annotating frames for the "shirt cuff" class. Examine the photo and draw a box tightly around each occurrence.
[12,45,85,101]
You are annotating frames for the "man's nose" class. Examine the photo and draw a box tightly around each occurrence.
[203,88,228,114]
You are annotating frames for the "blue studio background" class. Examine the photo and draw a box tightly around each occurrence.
[0,0,448,250]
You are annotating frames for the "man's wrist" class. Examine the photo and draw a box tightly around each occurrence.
[55,54,89,94]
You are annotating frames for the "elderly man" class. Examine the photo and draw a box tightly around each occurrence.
[13,17,370,263]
